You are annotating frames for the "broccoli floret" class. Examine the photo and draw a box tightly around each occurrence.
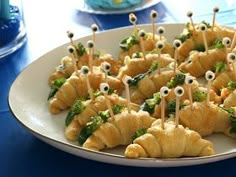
[193,90,207,102]
[48,77,66,100]
[213,61,226,73]
[166,100,186,115]
[227,81,236,89]
[132,127,148,142]
[140,92,161,114]
[65,99,85,126]
[76,42,86,56]
[167,73,186,89]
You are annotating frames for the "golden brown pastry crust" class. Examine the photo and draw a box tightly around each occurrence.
[125,119,215,158]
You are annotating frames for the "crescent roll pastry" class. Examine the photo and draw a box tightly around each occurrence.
[179,48,227,77]
[118,32,174,62]
[82,110,155,151]
[130,69,176,104]
[179,101,232,136]
[125,119,215,158]
[49,67,123,114]
[65,94,140,141]
[116,53,174,80]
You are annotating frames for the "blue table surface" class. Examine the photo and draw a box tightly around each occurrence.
[1,0,236,176]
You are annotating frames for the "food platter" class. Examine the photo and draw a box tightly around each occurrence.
[8,23,236,167]
[75,0,160,14]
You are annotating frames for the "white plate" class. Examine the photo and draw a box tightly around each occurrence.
[75,0,160,14]
[9,24,236,167]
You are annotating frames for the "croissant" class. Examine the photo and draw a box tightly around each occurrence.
[179,101,232,136]
[116,53,174,80]
[223,90,236,108]
[49,67,123,114]
[82,110,155,151]
[176,24,234,63]
[130,69,176,104]
[125,119,215,158]
[65,94,140,141]
[179,48,227,77]
[212,70,236,92]
[118,32,174,61]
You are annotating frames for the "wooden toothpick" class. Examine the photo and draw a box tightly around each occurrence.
[122,75,132,113]
[91,24,98,43]
[160,86,170,129]
[173,39,182,74]
[212,7,219,30]
[138,30,147,60]
[150,10,158,41]
[187,11,195,31]
[67,45,78,74]
[86,40,95,73]
[101,61,111,83]
[81,66,94,100]
[199,23,208,54]
[205,70,215,106]
[156,40,165,74]
[185,75,194,110]
[174,86,184,127]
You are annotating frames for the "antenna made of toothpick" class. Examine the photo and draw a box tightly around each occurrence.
[212,7,219,30]
[199,23,208,54]
[187,11,195,31]
[174,86,184,127]
[67,45,78,74]
[160,86,170,129]
[150,10,158,42]
[185,75,194,110]
[205,70,215,106]
[138,30,147,60]
[129,13,138,33]
[91,24,98,43]
[156,40,165,74]
[173,39,182,74]
[122,75,132,113]
[81,66,94,100]
[86,40,95,73]
[100,83,114,119]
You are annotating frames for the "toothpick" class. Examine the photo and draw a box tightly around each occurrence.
[160,86,170,129]
[86,40,94,73]
[101,61,111,83]
[199,23,208,54]
[129,13,137,33]
[156,40,165,74]
[100,83,114,119]
[173,39,182,74]
[81,66,94,100]
[157,26,165,40]
[67,31,75,47]
[122,75,132,113]
[230,31,236,51]
[138,30,147,60]
[187,11,195,31]
[212,7,219,30]
[150,10,158,42]
[174,86,184,127]
[205,70,215,106]
[185,75,194,110]
[67,45,78,74]
[91,24,98,43]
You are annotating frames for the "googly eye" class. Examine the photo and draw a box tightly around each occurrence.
[222,37,231,47]
[81,66,90,75]
[185,75,194,85]
[67,45,75,54]
[227,53,236,62]
[205,70,215,81]
[160,86,170,97]
[122,75,133,85]
[101,62,111,72]
[87,40,94,48]
[100,83,110,94]
[138,30,146,38]
[173,39,182,48]
[129,13,137,24]
[91,24,98,32]
[150,10,158,19]
[213,6,219,13]
[186,11,193,17]
[199,23,207,32]
[67,31,74,38]
[174,86,184,97]
[157,26,165,35]
[156,40,165,50]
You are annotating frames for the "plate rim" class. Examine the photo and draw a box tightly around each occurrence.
[8,23,236,167]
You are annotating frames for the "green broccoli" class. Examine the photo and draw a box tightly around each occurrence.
[48,77,66,100]
[132,127,148,142]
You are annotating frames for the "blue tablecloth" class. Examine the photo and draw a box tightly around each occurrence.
[1,1,236,177]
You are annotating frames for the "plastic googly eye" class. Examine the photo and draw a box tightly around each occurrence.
[205,70,215,81]
[199,23,207,32]
[185,75,194,85]
[157,26,165,35]
[67,45,75,53]
[227,53,236,62]
[173,39,182,48]
[101,62,111,72]
[186,11,193,17]
[67,31,74,38]
[81,66,89,75]
[138,30,146,38]
[160,86,170,97]
[174,86,184,97]
[91,24,98,32]
[150,10,158,19]
[87,40,94,48]
[122,75,133,85]
[222,37,231,47]
[100,83,110,93]
[156,41,165,50]
[129,13,137,23]
[213,7,219,13]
